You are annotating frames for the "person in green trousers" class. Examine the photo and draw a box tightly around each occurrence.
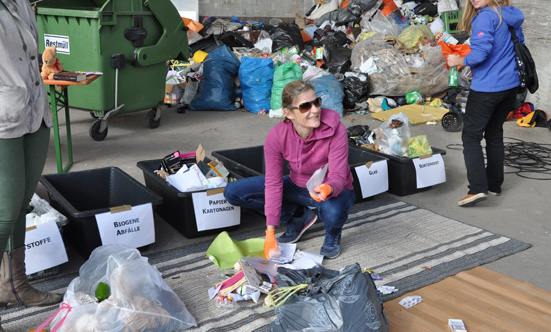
[0,0,64,330]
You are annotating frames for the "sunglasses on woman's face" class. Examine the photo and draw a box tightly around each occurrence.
[290,97,322,113]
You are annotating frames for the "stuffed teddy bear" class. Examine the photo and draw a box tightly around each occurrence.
[41,45,63,80]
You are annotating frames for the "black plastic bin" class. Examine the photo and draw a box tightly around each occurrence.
[212,145,389,203]
[351,146,447,196]
[136,159,240,239]
[39,167,163,259]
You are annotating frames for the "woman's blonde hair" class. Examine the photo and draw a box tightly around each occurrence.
[457,0,511,33]
[281,80,316,122]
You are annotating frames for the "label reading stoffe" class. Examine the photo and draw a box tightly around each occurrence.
[354,160,389,198]
[95,203,155,249]
[412,154,446,188]
[24,221,68,275]
[44,34,70,54]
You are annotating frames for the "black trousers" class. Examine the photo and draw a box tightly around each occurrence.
[462,86,519,194]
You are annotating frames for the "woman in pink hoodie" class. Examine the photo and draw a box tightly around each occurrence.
[224,81,355,259]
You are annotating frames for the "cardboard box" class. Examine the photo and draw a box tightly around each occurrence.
[164,82,186,104]
[136,156,240,239]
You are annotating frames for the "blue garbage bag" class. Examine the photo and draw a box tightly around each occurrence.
[239,57,274,114]
[309,74,345,117]
[189,46,241,111]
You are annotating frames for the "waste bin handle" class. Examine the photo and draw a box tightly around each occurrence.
[131,0,189,67]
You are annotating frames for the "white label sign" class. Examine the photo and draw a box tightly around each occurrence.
[44,34,70,54]
[192,189,240,232]
[354,160,389,198]
[95,203,155,249]
[25,221,68,275]
[412,154,446,188]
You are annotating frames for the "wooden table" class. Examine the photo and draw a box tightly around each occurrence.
[384,267,551,331]
[43,74,101,173]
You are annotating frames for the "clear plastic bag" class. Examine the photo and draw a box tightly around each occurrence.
[351,34,448,96]
[51,245,197,332]
[360,9,401,37]
[373,112,411,157]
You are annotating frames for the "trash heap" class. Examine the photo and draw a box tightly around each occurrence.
[204,231,391,331]
[169,0,475,121]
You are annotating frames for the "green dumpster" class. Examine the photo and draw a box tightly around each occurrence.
[36,0,189,140]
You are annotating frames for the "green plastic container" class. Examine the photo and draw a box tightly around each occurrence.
[36,0,189,138]
[441,10,462,34]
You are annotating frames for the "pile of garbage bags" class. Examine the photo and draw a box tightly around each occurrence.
[169,0,472,117]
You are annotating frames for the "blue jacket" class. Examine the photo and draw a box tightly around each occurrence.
[464,6,524,92]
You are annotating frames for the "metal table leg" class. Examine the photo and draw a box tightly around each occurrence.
[48,85,73,173]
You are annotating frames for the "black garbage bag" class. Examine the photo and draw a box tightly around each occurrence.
[415,1,438,16]
[270,264,389,332]
[189,35,223,55]
[323,45,352,74]
[347,124,371,145]
[349,0,380,16]
[316,8,358,27]
[199,16,218,37]
[270,22,304,52]
[217,31,255,49]
[342,73,370,109]
[322,30,350,47]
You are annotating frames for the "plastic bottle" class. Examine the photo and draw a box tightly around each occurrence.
[435,29,458,45]
[261,47,270,59]
[448,66,458,88]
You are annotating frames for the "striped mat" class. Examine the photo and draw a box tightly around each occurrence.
[1,195,531,331]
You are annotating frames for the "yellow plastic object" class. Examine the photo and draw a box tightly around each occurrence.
[396,25,434,50]
[193,50,208,63]
[428,98,443,108]
[407,135,433,157]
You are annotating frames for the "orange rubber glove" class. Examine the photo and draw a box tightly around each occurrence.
[309,184,333,202]
[264,229,277,259]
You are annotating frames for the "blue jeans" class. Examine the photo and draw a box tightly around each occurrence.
[224,176,355,235]
[462,87,518,194]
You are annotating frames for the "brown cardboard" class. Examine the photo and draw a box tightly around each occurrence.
[165,82,186,94]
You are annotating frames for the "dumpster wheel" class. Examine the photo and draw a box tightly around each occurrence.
[441,111,463,132]
[90,120,108,141]
[147,107,161,129]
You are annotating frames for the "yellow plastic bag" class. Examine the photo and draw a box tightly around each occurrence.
[396,25,434,50]
[407,135,433,157]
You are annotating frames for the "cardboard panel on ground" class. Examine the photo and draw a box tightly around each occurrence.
[371,104,450,125]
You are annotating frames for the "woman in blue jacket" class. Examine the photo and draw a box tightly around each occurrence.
[448,0,524,206]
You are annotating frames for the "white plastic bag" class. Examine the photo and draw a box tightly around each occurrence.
[438,0,459,14]
[306,164,328,200]
[306,0,339,20]
[51,245,197,332]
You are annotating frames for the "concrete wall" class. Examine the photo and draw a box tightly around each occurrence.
[198,0,550,109]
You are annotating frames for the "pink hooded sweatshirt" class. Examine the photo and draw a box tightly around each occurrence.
[264,108,354,226]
